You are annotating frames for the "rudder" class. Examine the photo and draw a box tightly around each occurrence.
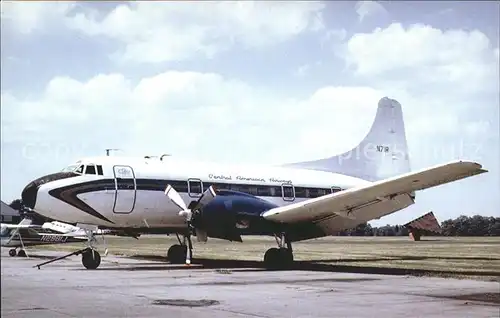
[283,97,411,181]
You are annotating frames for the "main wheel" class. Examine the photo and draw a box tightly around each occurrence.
[167,244,187,264]
[263,247,293,269]
[82,249,101,269]
[17,249,27,257]
[9,249,16,257]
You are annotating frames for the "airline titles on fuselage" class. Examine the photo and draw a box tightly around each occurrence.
[208,174,292,184]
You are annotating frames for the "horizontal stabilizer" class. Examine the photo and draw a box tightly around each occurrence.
[404,211,442,234]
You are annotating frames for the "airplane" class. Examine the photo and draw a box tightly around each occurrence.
[18,97,488,270]
[1,218,91,257]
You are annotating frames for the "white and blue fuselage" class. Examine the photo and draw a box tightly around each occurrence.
[27,155,371,230]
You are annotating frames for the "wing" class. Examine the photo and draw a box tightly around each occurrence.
[2,224,42,229]
[262,160,487,225]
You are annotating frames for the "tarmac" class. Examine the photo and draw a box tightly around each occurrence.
[1,248,499,318]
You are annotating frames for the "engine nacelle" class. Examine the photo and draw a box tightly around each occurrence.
[191,190,278,241]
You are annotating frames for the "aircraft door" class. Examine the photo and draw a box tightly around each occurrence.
[113,165,137,213]
[281,183,295,202]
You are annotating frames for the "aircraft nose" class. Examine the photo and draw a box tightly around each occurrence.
[20,171,79,211]
[21,181,38,210]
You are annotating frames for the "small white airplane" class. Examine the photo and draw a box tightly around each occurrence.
[19,97,487,270]
[1,218,91,257]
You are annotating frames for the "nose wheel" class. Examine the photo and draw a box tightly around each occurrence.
[9,249,17,257]
[81,249,101,269]
[33,224,105,270]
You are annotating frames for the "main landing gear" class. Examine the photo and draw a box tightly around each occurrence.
[8,248,27,257]
[167,233,193,265]
[33,226,105,270]
[9,231,29,257]
[263,233,294,269]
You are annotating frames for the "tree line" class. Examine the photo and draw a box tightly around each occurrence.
[339,215,500,237]
[7,199,499,236]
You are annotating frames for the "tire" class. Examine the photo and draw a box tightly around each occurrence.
[82,249,101,269]
[167,244,187,264]
[264,247,293,269]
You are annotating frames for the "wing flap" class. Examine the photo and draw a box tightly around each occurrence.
[262,160,487,223]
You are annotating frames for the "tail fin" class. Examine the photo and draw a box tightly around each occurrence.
[284,97,411,181]
[1,217,33,246]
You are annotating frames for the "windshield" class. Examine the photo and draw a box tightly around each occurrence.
[61,164,78,172]
[61,164,84,174]
[0,225,10,237]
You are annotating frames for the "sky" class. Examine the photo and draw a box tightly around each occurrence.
[1,1,499,226]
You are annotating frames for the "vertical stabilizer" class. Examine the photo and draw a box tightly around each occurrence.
[283,97,411,181]
[1,217,33,246]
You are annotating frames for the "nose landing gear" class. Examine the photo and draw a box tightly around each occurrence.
[33,224,106,270]
[81,248,101,269]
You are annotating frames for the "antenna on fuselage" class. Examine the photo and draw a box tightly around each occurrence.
[105,148,121,156]
[160,154,171,161]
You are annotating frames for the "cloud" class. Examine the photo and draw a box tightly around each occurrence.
[0,1,76,34]
[354,1,388,22]
[334,22,498,170]
[3,23,497,174]
[64,1,326,63]
[293,64,311,77]
[344,23,499,95]
[1,71,388,170]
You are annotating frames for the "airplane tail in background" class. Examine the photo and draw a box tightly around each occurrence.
[283,97,411,182]
[1,217,33,246]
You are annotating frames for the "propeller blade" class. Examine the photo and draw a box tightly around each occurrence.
[165,184,188,211]
[165,185,192,219]
[191,185,217,212]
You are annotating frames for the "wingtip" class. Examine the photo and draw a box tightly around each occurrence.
[454,160,485,170]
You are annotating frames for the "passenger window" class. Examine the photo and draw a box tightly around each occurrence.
[295,187,306,198]
[283,186,294,198]
[308,188,319,198]
[85,164,96,175]
[97,165,103,175]
[331,187,342,193]
[188,180,202,195]
[257,186,269,196]
[216,183,230,190]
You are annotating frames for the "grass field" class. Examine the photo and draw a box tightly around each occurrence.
[31,235,500,280]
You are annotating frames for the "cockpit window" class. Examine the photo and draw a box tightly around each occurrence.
[62,164,78,172]
[61,163,103,175]
[85,164,96,175]
[74,165,84,174]
[0,225,10,237]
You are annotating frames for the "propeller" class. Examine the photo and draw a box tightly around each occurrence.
[165,185,217,222]
[164,184,217,264]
